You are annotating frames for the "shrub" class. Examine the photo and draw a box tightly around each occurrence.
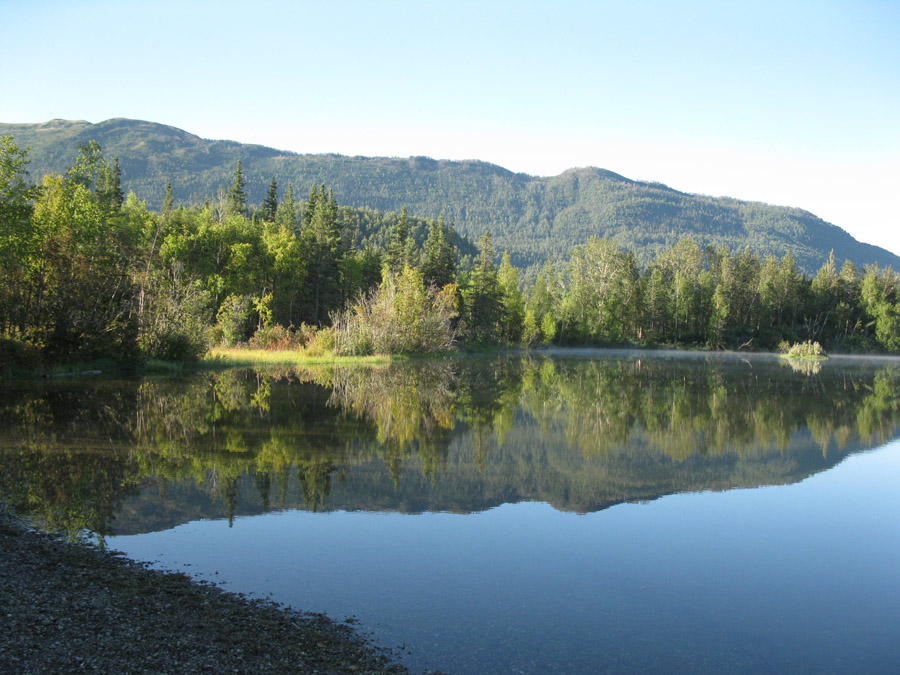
[331,267,459,356]
[249,324,301,351]
[785,340,826,359]
[145,329,206,362]
[302,326,335,357]
[0,336,43,373]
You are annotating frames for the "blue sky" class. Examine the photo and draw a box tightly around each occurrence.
[3,0,899,256]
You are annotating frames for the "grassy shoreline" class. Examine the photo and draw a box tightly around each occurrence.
[202,347,396,368]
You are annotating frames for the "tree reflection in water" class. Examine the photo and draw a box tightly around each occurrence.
[2,353,899,537]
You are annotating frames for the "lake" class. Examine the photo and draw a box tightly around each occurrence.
[2,350,899,673]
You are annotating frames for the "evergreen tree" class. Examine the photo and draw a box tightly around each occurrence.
[298,185,343,324]
[463,231,502,343]
[226,160,247,215]
[261,176,278,222]
[277,182,297,230]
[162,182,174,217]
[110,157,124,209]
[303,183,320,228]
[423,214,456,288]
[388,207,411,275]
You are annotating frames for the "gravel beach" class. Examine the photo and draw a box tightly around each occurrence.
[0,503,418,674]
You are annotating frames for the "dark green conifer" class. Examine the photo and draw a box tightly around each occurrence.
[423,214,456,288]
[277,182,297,230]
[464,231,502,342]
[226,160,247,215]
[110,157,124,209]
[261,176,278,222]
[388,206,410,275]
[162,182,174,217]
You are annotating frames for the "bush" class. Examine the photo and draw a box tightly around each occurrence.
[331,268,459,355]
[249,324,301,350]
[0,336,43,374]
[145,329,207,362]
[302,326,335,357]
[295,323,319,348]
[785,340,826,359]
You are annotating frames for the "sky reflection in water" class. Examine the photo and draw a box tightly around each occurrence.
[113,444,900,673]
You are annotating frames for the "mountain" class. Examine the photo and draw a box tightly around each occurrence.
[2,117,898,273]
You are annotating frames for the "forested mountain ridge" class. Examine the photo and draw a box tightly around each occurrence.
[2,117,898,274]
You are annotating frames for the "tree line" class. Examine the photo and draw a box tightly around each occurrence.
[1,137,899,371]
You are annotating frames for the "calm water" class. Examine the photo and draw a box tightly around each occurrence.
[2,351,900,673]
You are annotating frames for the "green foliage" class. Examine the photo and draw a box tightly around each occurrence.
[298,185,344,324]
[522,310,541,348]
[559,237,641,344]
[540,313,557,345]
[0,336,42,374]
[387,206,413,275]
[4,126,900,372]
[145,329,206,362]
[4,144,141,363]
[261,176,278,222]
[249,324,302,350]
[784,340,827,359]
[422,214,456,289]
[332,266,459,355]
[216,294,255,346]
[498,251,524,345]
[860,265,900,351]
[462,232,502,343]
[226,160,247,215]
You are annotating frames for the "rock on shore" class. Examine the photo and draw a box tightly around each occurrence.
[0,503,413,674]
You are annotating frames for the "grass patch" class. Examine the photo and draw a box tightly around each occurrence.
[203,347,394,368]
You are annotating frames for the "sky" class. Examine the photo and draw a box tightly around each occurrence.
[2,0,899,256]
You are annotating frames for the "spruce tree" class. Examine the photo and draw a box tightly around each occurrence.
[388,206,410,275]
[110,157,124,209]
[277,182,297,230]
[162,182,174,217]
[443,220,457,280]
[261,176,278,222]
[299,185,343,324]
[226,160,247,215]
[464,231,502,342]
[303,183,323,228]
[423,214,455,288]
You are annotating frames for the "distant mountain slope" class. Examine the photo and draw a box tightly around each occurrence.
[3,118,898,273]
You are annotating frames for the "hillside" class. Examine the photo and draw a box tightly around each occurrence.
[3,117,898,273]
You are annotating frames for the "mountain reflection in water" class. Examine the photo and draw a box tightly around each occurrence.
[2,352,899,538]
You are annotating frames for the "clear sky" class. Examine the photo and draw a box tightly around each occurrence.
[3,0,898,256]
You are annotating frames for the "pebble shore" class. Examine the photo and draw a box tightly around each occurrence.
[0,503,417,674]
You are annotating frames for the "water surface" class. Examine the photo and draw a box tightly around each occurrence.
[2,351,899,673]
